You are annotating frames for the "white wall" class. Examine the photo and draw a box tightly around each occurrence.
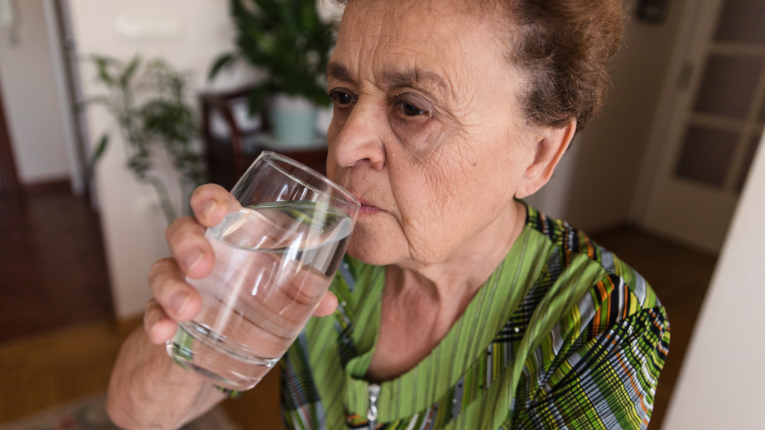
[531,0,690,231]
[68,0,258,318]
[0,0,71,184]
[662,129,765,429]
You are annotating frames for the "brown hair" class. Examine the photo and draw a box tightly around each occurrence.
[500,0,624,133]
[334,0,624,133]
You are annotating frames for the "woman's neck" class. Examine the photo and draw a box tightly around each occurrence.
[368,200,527,382]
[388,200,527,307]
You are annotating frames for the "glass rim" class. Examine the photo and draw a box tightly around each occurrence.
[258,151,360,210]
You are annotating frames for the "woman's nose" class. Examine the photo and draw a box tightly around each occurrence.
[332,99,386,171]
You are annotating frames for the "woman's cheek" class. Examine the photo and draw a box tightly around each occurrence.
[391,119,452,163]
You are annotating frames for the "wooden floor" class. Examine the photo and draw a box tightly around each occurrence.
[0,187,715,429]
[0,188,113,343]
[0,317,284,428]
[0,318,139,423]
[0,188,283,428]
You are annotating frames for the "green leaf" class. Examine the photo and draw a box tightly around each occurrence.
[120,56,141,89]
[127,155,150,175]
[208,53,238,80]
[222,0,334,102]
[91,54,119,86]
[246,83,273,114]
[253,32,276,56]
[89,134,110,172]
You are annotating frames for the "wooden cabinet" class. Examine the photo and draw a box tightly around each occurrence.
[200,87,328,190]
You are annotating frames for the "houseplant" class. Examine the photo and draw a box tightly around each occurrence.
[209,0,335,146]
[87,55,206,225]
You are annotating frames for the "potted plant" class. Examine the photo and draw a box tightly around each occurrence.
[86,55,206,225]
[209,0,335,147]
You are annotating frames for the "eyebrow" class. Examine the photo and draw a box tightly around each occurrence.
[327,61,446,92]
[327,62,354,83]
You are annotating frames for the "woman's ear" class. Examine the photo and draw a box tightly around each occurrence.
[515,120,577,199]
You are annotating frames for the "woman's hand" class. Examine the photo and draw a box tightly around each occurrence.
[107,184,339,429]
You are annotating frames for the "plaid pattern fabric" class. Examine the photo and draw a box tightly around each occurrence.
[279,204,669,429]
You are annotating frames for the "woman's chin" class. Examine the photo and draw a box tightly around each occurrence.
[345,226,404,266]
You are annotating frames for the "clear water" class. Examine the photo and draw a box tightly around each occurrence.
[168,202,352,390]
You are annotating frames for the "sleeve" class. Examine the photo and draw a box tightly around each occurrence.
[510,276,670,430]
[215,386,242,399]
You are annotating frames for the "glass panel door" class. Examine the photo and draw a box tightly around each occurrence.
[641,0,765,253]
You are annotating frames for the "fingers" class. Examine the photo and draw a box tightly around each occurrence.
[148,258,202,323]
[313,291,338,317]
[166,217,215,279]
[143,299,179,345]
[190,184,241,228]
[167,184,239,280]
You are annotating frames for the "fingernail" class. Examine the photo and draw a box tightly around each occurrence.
[169,291,189,314]
[200,200,217,219]
[184,249,204,271]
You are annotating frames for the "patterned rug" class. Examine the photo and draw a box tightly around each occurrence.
[0,393,240,430]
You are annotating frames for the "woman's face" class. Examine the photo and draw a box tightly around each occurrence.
[326,0,540,266]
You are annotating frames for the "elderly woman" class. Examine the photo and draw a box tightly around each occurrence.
[108,0,669,428]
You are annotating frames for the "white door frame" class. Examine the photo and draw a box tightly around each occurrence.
[630,0,726,224]
[42,0,88,195]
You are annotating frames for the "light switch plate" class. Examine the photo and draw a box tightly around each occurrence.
[114,15,180,41]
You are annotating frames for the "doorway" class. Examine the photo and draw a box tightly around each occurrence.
[0,73,19,194]
[0,0,112,342]
[637,0,765,254]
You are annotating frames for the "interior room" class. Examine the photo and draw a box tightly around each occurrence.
[0,0,763,428]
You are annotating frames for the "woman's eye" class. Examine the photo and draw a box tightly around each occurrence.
[330,91,354,106]
[401,103,425,117]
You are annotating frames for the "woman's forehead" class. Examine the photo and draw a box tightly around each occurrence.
[332,0,507,88]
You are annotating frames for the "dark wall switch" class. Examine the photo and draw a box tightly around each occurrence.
[637,0,671,24]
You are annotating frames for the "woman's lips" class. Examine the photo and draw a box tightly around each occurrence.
[357,197,384,215]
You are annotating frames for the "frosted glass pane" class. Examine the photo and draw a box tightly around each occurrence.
[694,55,764,119]
[675,125,739,187]
[714,0,765,45]
[736,133,762,192]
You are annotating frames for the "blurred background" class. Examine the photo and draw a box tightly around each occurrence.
[0,0,762,428]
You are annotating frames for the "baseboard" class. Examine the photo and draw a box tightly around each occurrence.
[23,177,71,194]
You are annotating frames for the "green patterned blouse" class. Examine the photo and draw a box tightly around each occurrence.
[279,204,670,429]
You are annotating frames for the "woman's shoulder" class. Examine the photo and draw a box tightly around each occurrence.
[507,205,670,430]
[524,203,664,314]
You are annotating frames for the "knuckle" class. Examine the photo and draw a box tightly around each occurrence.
[175,225,204,245]
[144,298,157,314]
[191,183,224,204]
[192,183,212,197]
[201,183,225,195]
[148,258,176,285]
[143,300,161,325]
[155,276,188,302]
[149,257,174,273]
[169,227,207,256]
[166,216,197,242]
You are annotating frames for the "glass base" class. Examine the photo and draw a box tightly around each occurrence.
[167,322,279,391]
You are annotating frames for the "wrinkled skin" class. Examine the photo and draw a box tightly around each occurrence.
[106,0,576,427]
[325,0,575,380]
[329,0,533,267]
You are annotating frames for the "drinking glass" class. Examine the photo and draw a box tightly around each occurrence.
[167,151,359,390]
